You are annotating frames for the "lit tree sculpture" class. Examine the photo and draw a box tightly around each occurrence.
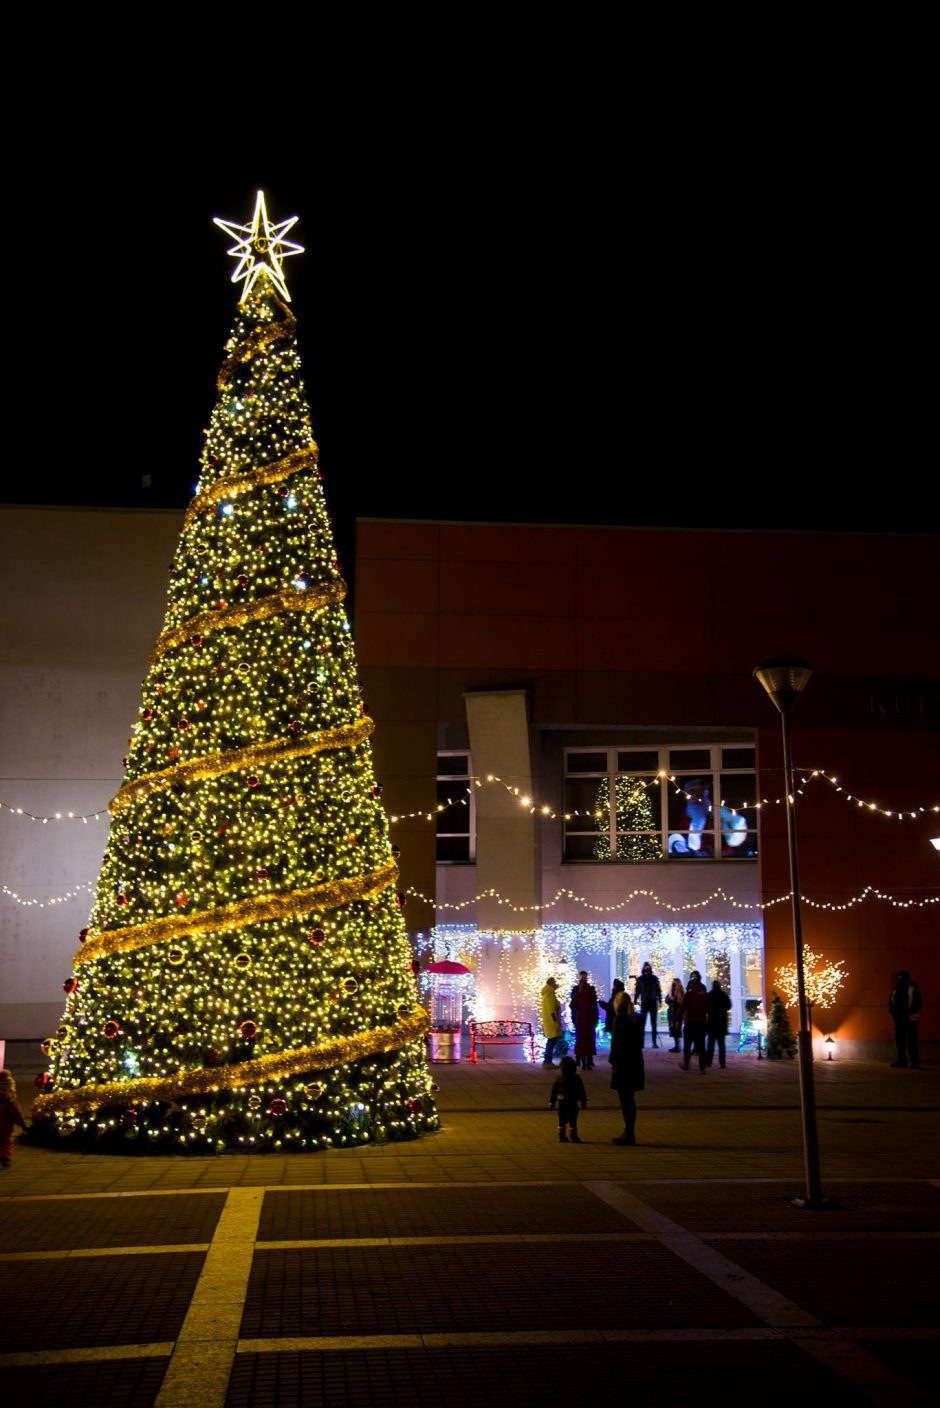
[31,193,436,1153]
[774,946,848,1014]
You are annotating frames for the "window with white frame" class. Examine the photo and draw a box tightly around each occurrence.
[564,744,758,862]
[436,752,475,862]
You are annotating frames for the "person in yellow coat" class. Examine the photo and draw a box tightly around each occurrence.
[541,977,564,1067]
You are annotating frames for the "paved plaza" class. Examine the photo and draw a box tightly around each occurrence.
[1,1044,937,1407]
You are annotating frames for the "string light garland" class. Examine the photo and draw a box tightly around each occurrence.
[149,580,345,665]
[183,443,318,528]
[2,882,95,908]
[32,1009,430,1118]
[110,716,373,813]
[8,766,937,832]
[76,859,399,965]
[411,882,939,916]
[0,801,106,824]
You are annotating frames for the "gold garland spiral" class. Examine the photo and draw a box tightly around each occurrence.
[149,579,345,666]
[32,1009,430,1117]
[217,299,297,388]
[111,716,373,815]
[183,443,319,530]
[75,859,399,966]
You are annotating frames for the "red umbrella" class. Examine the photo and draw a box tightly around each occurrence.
[424,960,471,975]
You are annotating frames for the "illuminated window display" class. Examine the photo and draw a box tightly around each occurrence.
[564,744,757,862]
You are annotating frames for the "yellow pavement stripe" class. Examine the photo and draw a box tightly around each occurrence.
[154,1186,264,1408]
[0,1244,210,1262]
[0,1344,174,1368]
[585,1180,936,1408]
[236,1328,787,1354]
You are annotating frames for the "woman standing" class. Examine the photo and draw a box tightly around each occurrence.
[609,992,645,1145]
[666,976,685,1052]
[571,972,599,1070]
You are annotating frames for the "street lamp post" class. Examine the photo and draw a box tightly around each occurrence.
[753,655,828,1210]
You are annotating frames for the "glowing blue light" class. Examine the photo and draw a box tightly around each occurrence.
[342,619,351,632]
[302,640,311,650]
[221,503,234,517]
[285,495,298,509]
[123,1052,140,1075]
[292,576,308,590]
[200,575,209,585]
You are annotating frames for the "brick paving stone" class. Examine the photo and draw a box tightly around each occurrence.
[242,1241,761,1338]
[623,1179,940,1234]
[5,1356,170,1408]
[712,1239,939,1328]
[0,1192,226,1252]
[227,1343,871,1408]
[5,1252,205,1351]
[259,1183,638,1240]
[855,1338,936,1398]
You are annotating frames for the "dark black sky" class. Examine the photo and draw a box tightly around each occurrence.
[7,79,933,578]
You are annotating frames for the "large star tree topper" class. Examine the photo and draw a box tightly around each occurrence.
[213,190,304,302]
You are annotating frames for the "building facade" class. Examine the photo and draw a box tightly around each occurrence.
[355,519,939,1056]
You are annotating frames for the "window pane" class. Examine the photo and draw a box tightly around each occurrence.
[719,773,755,809]
[437,835,470,862]
[668,748,711,770]
[667,774,714,856]
[437,754,469,777]
[722,746,755,770]
[567,751,608,773]
[617,750,659,772]
[721,830,758,858]
[614,775,662,830]
[565,834,605,861]
[565,776,608,831]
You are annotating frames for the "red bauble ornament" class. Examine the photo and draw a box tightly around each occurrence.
[178,719,191,731]
[255,868,269,881]
[246,776,260,789]
[176,892,190,908]
[392,846,401,860]
[79,928,89,943]
[103,1020,121,1040]
[240,1020,258,1039]
[269,1098,287,1117]
[63,977,78,994]
[121,1109,138,1126]
[169,748,180,762]
[396,892,407,909]
[289,720,302,735]
[116,893,128,907]
[191,634,204,647]
[237,573,249,586]
[371,784,383,798]
[407,1097,423,1115]
[309,928,325,945]
[34,1072,51,1091]
[142,708,155,721]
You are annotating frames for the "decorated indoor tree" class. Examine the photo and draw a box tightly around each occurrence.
[31,193,436,1153]
[593,776,661,861]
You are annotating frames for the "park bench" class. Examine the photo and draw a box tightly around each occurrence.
[468,1019,536,1064]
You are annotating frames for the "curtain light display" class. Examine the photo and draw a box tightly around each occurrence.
[29,194,438,1155]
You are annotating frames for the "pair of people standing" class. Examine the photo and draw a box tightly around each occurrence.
[678,972,731,1071]
[549,989,645,1145]
[540,971,604,1070]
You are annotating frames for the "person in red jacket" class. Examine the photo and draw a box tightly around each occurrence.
[678,971,709,1072]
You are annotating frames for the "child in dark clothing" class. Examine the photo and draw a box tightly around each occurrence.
[550,1055,587,1142]
[0,1070,27,1167]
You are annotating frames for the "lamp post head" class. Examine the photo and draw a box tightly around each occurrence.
[753,656,814,715]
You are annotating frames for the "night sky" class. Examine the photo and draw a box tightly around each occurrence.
[8,106,932,586]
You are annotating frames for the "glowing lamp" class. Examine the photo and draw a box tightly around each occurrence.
[825,1035,835,1061]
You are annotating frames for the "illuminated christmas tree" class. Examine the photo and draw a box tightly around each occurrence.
[31,193,437,1153]
[764,991,797,1060]
[593,776,661,861]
